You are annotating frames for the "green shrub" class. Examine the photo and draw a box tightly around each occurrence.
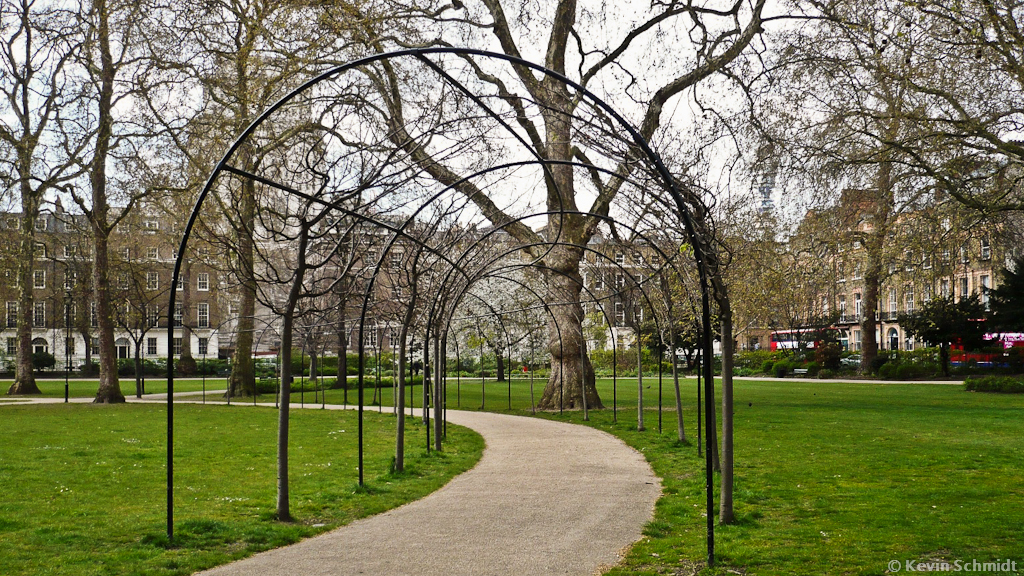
[32,351,56,371]
[804,361,821,376]
[870,353,892,375]
[878,362,898,380]
[761,360,776,374]
[736,350,779,370]
[964,376,1024,393]
[772,360,790,378]
[818,368,834,379]
[895,363,923,380]
[814,342,843,370]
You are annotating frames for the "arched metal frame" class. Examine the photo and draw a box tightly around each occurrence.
[166,48,718,564]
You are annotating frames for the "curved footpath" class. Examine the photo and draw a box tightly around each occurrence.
[4,394,662,575]
[198,407,661,576]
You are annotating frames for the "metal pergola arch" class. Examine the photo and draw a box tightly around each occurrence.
[166,47,719,566]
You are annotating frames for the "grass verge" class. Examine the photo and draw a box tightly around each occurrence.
[0,403,483,576]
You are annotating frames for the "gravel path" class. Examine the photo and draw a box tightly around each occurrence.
[196,407,661,576]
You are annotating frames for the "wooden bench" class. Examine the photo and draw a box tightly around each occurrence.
[792,368,809,376]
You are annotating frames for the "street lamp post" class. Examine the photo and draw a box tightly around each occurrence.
[64,290,71,403]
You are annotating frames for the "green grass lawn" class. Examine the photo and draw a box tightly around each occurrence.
[0,403,483,576]
[542,379,1024,576]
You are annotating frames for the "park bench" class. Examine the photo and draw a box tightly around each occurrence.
[792,368,808,376]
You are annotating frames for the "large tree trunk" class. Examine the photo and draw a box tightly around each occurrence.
[719,305,735,524]
[337,312,348,404]
[859,160,893,374]
[9,199,41,395]
[228,171,257,397]
[92,231,124,403]
[536,247,603,410]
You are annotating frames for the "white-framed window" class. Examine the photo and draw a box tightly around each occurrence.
[147,337,158,356]
[148,306,160,328]
[960,277,969,299]
[63,245,76,258]
[922,254,932,269]
[390,252,403,270]
[615,252,625,265]
[147,271,159,290]
[172,337,182,356]
[228,302,240,317]
[852,263,863,280]
[941,249,951,264]
[904,250,914,271]
[33,270,45,289]
[142,220,159,231]
[854,293,862,318]
[634,252,644,265]
[889,290,898,316]
[838,295,847,320]
[65,337,75,355]
[63,302,75,325]
[197,272,209,291]
[198,337,209,355]
[147,247,159,260]
[173,303,182,327]
[34,216,47,231]
[6,301,18,328]
[123,247,131,261]
[615,274,625,289]
[64,271,76,290]
[905,286,915,314]
[923,284,933,303]
[614,301,625,326]
[197,302,209,328]
[960,246,969,264]
[176,276,183,291]
[594,277,604,290]
[940,278,950,298]
[980,275,990,309]
[33,302,45,327]
[365,329,377,348]
[6,337,16,355]
[980,237,991,260]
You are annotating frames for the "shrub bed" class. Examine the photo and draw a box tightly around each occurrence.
[964,376,1024,393]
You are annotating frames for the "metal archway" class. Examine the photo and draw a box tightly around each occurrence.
[166,47,719,565]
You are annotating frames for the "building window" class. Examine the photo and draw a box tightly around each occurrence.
[147,247,159,260]
[854,293,862,319]
[147,271,159,290]
[123,247,131,261]
[33,270,45,289]
[176,276,183,291]
[197,272,209,291]
[889,290,898,317]
[852,263,863,280]
[980,275,990,309]
[6,337,16,355]
[148,306,160,328]
[922,254,932,269]
[838,295,847,321]
[228,303,240,317]
[197,303,209,328]
[940,278,950,298]
[905,286,915,314]
[615,274,625,289]
[594,277,604,290]
[91,337,100,355]
[941,249,951,264]
[960,246,969,264]
[6,301,17,328]
[35,216,47,231]
[173,304,182,327]
[32,337,48,355]
[365,329,377,348]
[64,271,76,290]
[147,337,158,356]
[172,337,182,356]
[33,302,46,327]
[615,252,625,265]
[960,277,969,299]
[142,220,159,231]
[980,238,991,260]
[63,302,75,326]
[198,337,209,356]
[390,252,403,270]
[614,301,625,326]
[118,273,129,289]
[65,337,75,355]
[63,245,76,258]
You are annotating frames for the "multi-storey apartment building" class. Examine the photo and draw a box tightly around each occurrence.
[0,202,224,371]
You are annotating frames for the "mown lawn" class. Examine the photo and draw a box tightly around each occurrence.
[0,403,483,576]
[543,379,1023,575]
